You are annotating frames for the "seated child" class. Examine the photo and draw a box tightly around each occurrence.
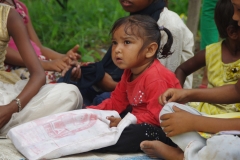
[4,0,80,84]
[60,0,194,107]
[140,0,240,159]
[174,0,240,114]
[0,1,82,136]
[87,14,181,153]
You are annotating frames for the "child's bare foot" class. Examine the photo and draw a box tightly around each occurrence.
[140,140,184,160]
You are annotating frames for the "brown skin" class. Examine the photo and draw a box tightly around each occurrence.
[140,1,240,159]
[96,0,156,92]
[141,87,240,160]
[107,117,122,127]
[4,0,80,75]
[0,9,45,128]
[118,0,154,13]
[232,0,240,26]
[140,140,183,160]
[176,25,240,87]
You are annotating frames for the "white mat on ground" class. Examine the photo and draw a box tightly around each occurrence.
[6,109,139,160]
[0,138,153,160]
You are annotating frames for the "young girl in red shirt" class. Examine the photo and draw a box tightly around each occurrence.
[87,14,181,153]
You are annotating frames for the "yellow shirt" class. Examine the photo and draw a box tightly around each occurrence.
[190,41,240,114]
[0,4,20,83]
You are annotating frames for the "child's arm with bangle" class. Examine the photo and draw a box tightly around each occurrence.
[0,8,45,129]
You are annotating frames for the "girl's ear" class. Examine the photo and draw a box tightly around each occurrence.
[145,42,158,58]
[227,25,239,39]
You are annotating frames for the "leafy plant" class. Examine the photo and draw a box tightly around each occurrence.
[21,0,189,61]
[21,0,127,61]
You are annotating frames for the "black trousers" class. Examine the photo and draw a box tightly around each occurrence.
[94,123,176,153]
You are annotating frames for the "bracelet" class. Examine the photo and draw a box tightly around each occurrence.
[13,98,22,112]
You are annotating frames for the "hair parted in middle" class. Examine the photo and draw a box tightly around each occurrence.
[110,14,173,59]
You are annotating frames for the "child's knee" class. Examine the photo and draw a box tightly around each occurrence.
[160,102,177,116]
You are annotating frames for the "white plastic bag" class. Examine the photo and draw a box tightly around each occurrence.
[7,109,136,160]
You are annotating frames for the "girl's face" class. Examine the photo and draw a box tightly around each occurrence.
[232,0,240,26]
[119,0,154,13]
[111,25,147,70]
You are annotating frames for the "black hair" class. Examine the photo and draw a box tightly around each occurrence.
[110,14,173,59]
[214,0,239,38]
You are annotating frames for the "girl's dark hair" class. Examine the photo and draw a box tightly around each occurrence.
[110,14,173,59]
[214,0,239,38]
[0,0,16,8]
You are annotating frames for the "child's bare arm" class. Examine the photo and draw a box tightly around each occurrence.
[160,106,240,137]
[0,9,45,128]
[159,80,240,105]
[175,49,206,87]
[96,73,118,92]
[5,47,25,66]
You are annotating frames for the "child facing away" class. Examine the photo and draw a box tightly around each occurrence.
[3,0,81,84]
[86,14,182,153]
[140,1,240,159]
[174,0,240,115]
[59,0,194,107]
[0,1,82,136]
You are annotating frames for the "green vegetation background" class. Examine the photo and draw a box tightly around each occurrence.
[21,0,188,62]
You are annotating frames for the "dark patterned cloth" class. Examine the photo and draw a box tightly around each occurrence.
[94,123,176,153]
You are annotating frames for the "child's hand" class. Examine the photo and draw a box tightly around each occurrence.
[61,61,81,81]
[159,88,189,105]
[66,45,81,61]
[96,73,118,92]
[81,62,93,66]
[107,116,122,128]
[0,104,17,129]
[48,57,69,72]
[160,106,195,137]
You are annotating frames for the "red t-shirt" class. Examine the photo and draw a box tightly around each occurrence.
[87,59,181,126]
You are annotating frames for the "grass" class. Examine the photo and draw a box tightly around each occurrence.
[21,0,188,62]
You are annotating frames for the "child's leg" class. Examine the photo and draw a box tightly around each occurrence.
[140,140,183,160]
[94,123,176,153]
[160,102,206,151]
[0,83,82,136]
[141,103,206,159]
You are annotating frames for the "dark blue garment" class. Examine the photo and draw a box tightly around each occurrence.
[59,0,166,104]
[92,92,111,105]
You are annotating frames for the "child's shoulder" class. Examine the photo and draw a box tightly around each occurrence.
[145,59,178,83]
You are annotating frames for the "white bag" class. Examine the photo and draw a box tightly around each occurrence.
[7,109,137,160]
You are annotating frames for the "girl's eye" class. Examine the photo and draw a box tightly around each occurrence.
[112,41,117,45]
[124,41,131,44]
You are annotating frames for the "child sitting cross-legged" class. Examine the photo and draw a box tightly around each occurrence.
[86,14,181,153]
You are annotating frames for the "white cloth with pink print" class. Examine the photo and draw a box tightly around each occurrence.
[7,109,137,160]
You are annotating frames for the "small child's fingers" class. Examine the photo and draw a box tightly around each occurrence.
[106,116,115,122]
[61,69,67,77]
[70,66,81,81]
